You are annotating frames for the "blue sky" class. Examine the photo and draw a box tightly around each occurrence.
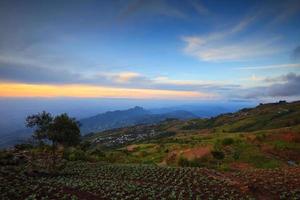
[0,0,300,101]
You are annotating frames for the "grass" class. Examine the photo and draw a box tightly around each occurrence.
[92,128,295,170]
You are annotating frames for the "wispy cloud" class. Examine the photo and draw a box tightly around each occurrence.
[235,63,300,70]
[93,72,145,84]
[188,0,211,16]
[183,36,281,62]
[181,0,300,62]
[151,76,238,91]
[182,13,282,62]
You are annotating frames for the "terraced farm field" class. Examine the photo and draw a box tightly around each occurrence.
[1,162,300,200]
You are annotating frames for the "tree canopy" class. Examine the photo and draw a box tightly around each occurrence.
[26,111,81,147]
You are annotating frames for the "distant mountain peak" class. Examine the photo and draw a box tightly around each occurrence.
[79,106,196,134]
[132,106,144,110]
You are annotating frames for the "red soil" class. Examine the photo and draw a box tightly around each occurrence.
[182,146,211,160]
[271,132,299,142]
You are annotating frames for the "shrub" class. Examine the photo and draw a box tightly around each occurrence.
[178,156,192,167]
[64,148,86,161]
[188,159,203,167]
[256,133,266,141]
[213,139,222,151]
[233,149,241,160]
[222,138,234,146]
[89,148,105,157]
[177,156,203,167]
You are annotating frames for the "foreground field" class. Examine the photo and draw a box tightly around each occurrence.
[1,162,300,200]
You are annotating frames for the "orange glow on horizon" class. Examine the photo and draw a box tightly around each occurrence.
[0,82,215,99]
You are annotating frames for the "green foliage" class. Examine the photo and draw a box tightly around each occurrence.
[2,162,268,199]
[248,155,280,169]
[89,148,106,157]
[273,141,300,150]
[255,133,267,141]
[26,111,53,141]
[177,156,190,167]
[233,149,241,160]
[26,111,81,147]
[178,156,205,167]
[180,101,300,132]
[181,119,212,130]
[49,113,81,147]
[221,138,234,146]
[64,148,86,161]
[25,111,81,171]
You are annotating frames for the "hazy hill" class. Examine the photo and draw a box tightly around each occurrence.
[80,106,197,134]
[182,100,300,132]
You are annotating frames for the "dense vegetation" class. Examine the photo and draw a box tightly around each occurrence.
[1,161,300,199]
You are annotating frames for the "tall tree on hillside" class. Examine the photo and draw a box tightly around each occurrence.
[26,111,53,144]
[26,111,81,171]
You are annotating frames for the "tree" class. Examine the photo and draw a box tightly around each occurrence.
[26,111,53,143]
[49,113,81,147]
[26,111,81,171]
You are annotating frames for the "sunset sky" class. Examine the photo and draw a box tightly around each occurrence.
[0,0,300,101]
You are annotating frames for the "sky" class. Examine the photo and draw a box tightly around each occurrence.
[0,0,300,102]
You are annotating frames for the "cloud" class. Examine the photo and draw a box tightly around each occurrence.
[0,61,81,84]
[182,14,282,62]
[240,74,266,82]
[183,36,281,62]
[0,54,240,99]
[151,76,239,91]
[181,0,300,62]
[108,72,142,83]
[235,63,300,70]
[0,54,54,70]
[188,0,211,16]
[241,73,300,98]
[0,55,233,97]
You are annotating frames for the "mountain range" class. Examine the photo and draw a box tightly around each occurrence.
[80,106,196,134]
[0,106,197,148]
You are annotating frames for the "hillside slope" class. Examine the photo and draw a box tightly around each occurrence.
[85,101,300,169]
[182,100,300,132]
[80,106,196,134]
